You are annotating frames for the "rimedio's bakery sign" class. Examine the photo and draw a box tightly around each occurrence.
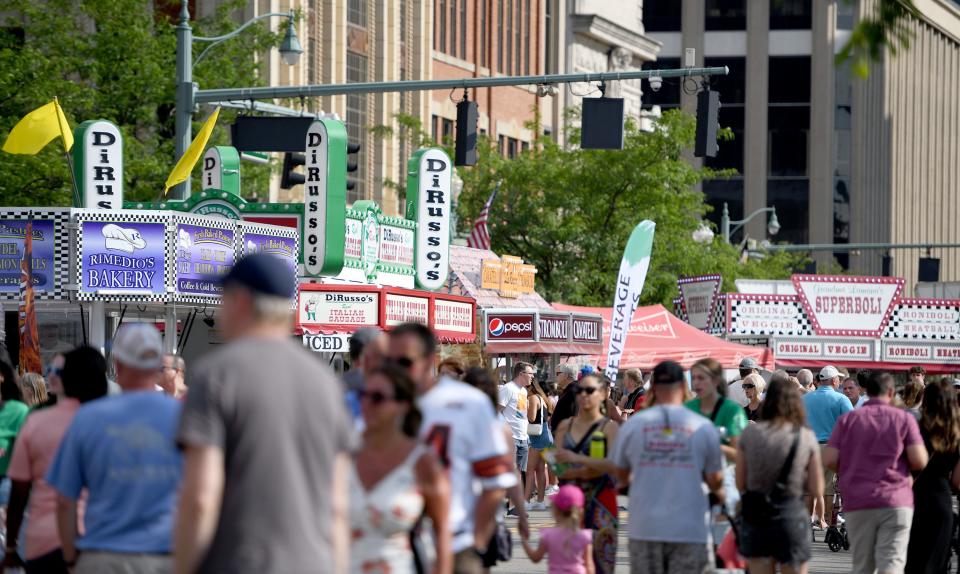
[792,275,903,338]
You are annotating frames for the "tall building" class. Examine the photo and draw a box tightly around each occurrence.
[642,0,960,291]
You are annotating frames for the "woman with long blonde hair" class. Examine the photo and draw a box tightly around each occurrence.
[19,373,48,408]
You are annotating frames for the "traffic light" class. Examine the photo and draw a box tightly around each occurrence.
[346,142,360,191]
[455,99,478,166]
[280,152,305,189]
[695,88,720,158]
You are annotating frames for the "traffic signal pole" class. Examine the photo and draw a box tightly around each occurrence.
[191,66,728,104]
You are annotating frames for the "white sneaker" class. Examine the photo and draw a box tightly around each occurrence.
[545,485,559,496]
[532,501,548,511]
[524,501,535,511]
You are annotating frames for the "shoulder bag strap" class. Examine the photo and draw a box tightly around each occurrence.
[571,419,606,453]
[773,427,802,495]
[709,397,725,422]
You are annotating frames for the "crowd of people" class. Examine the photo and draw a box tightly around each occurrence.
[0,254,953,574]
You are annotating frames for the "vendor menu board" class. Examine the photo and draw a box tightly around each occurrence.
[299,289,379,327]
[80,220,165,295]
[0,220,55,293]
[243,231,297,278]
[175,223,234,296]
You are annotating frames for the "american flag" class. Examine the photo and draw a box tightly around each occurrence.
[467,184,499,250]
[19,219,41,375]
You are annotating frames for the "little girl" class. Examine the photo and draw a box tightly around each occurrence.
[520,484,594,574]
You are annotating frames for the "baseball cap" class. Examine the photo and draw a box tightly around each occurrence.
[551,484,585,512]
[651,360,684,385]
[739,357,759,370]
[112,324,163,370]
[818,366,840,380]
[221,253,296,299]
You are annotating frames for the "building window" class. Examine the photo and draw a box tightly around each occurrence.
[703,180,745,233]
[431,115,440,142]
[460,0,468,58]
[643,0,682,32]
[506,0,513,73]
[480,0,488,66]
[442,118,455,143]
[705,0,746,31]
[836,1,854,30]
[450,0,458,56]
[768,56,811,244]
[770,0,812,30]
[544,0,553,73]
[348,0,367,27]
[438,0,447,52]
[346,51,369,204]
[641,58,681,109]
[498,0,505,72]
[515,0,522,75]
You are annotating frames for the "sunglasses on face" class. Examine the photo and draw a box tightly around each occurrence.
[574,386,599,396]
[357,389,396,406]
[742,384,756,390]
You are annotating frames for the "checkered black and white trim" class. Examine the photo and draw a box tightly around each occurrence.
[171,215,237,305]
[75,210,172,303]
[727,296,813,336]
[884,300,960,340]
[0,209,70,301]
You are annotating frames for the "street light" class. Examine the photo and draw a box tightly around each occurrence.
[174,2,301,200]
[720,202,780,243]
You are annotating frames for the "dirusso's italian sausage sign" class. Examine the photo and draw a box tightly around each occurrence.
[792,275,904,337]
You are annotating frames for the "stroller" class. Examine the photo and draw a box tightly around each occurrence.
[822,490,850,553]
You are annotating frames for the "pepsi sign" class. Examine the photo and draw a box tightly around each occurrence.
[485,313,536,342]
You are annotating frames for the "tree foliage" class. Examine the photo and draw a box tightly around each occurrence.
[838,0,918,78]
[449,110,807,307]
[0,0,280,206]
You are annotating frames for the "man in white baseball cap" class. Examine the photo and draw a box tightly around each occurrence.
[47,324,182,574]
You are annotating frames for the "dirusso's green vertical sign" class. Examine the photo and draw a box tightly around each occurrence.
[303,118,347,276]
[72,120,124,210]
[406,148,452,290]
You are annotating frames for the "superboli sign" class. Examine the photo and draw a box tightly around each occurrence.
[793,275,903,337]
[677,275,722,331]
[406,148,452,290]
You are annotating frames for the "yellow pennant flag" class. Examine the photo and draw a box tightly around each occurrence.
[164,107,221,196]
[2,99,73,155]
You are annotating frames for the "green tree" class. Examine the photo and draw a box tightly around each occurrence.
[838,0,918,78]
[0,0,280,206]
[452,110,806,307]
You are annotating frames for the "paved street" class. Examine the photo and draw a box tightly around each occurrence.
[500,506,852,573]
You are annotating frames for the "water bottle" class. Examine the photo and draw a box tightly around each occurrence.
[589,430,606,459]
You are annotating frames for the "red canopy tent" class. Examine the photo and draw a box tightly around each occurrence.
[553,303,775,371]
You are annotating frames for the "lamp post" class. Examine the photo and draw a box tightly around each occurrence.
[173,2,302,200]
[720,202,780,244]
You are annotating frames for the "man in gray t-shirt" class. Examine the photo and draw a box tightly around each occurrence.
[612,360,725,574]
[174,255,354,574]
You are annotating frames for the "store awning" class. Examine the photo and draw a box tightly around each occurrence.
[553,303,775,371]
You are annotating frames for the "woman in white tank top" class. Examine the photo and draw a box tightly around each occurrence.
[350,365,452,574]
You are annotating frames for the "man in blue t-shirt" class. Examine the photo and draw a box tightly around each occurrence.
[802,365,854,529]
[47,324,181,574]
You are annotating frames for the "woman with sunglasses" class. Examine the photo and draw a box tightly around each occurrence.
[552,374,620,574]
[350,365,452,574]
[742,373,766,423]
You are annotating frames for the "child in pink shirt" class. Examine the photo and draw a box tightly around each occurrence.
[521,485,594,574]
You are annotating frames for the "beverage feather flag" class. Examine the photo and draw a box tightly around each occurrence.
[19,220,42,375]
[604,220,656,383]
[2,99,73,155]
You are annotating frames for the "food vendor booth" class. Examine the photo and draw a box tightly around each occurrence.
[443,246,604,377]
[553,302,774,371]
[677,273,960,373]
